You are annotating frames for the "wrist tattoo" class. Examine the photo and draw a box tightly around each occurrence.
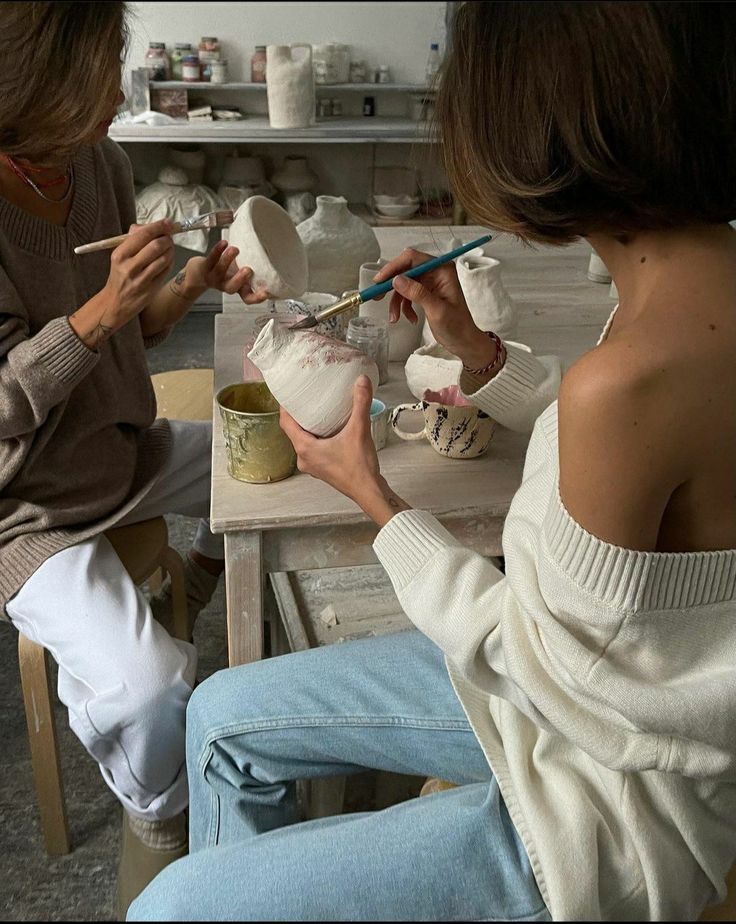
[169,269,189,300]
[69,309,114,349]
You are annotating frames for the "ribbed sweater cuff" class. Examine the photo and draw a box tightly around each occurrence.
[31,316,98,384]
[461,342,547,417]
[373,509,460,591]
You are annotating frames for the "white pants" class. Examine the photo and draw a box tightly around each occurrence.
[7,420,224,821]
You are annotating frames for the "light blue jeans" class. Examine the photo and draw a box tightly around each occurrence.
[129,629,551,922]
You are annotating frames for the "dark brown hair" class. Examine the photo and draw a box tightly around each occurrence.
[436,1,736,243]
[0,2,128,166]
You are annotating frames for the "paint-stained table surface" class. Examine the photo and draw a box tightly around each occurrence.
[214,226,617,665]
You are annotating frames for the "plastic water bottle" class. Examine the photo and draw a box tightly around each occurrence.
[425,42,441,86]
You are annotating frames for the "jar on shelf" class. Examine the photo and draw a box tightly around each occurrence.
[182,54,201,82]
[349,60,366,83]
[170,43,192,81]
[377,65,391,84]
[362,95,375,117]
[198,36,221,81]
[251,45,267,82]
[331,98,342,117]
[211,59,228,84]
[145,42,169,81]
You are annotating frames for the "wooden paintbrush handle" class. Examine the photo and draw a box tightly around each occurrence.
[73,219,186,255]
[74,232,132,255]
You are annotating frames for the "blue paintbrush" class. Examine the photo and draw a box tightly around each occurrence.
[289,234,493,331]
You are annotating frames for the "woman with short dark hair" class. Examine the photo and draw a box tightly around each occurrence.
[132,2,736,920]
[0,2,265,915]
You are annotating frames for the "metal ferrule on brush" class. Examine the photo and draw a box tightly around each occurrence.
[314,290,362,323]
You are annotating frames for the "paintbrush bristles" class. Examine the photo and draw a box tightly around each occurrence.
[186,210,234,230]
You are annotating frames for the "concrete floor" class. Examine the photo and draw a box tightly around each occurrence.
[0,311,421,921]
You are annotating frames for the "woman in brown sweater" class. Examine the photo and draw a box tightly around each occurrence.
[0,2,265,914]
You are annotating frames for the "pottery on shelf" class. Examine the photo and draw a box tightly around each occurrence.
[404,341,463,400]
[158,165,189,186]
[272,155,318,193]
[222,152,266,188]
[297,196,380,296]
[357,259,425,361]
[247,319,379,437]
[266,44,315,130]
[168,145,206,185]
[227,195,308,299]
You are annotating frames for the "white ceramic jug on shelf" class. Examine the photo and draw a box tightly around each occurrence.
[266,44,315,129]
[247,319,379,437]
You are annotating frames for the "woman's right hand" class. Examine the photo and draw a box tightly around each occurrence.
[371,248,491,364]
[103,220,175,326]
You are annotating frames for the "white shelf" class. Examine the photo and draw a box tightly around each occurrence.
[149,81,431,92]
[109,117,433,144]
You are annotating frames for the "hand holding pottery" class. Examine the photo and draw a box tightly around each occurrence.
[183,239,270,304]
[247,319,379,437]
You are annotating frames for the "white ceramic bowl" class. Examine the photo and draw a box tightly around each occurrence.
[228,195,308,299]
[404,341,463,400]
[374,202,420,218]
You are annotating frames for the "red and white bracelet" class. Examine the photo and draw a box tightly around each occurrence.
[462,330,506,375]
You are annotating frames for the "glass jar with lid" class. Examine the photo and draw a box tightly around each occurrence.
[198,36,221,81]
[170,43,192,81]
[251,46,267,82]
[182,54,201,82]
[210,59,228,84]
[145,42,169,81]
[346,317,389,384]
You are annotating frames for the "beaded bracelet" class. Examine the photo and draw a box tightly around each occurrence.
[462,330,506,376]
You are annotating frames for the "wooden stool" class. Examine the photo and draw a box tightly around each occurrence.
[151,368,214,422]
[18,517,188,856]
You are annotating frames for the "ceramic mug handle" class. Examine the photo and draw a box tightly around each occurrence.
[390,403,426,441]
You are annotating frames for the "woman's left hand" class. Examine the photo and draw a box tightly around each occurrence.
[185,240,270,304]
[279,376,382,505]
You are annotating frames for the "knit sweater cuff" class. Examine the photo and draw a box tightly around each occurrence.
[142,326,173,350]
[460,341,560,433]
[31,316,99,385]
[373,509,460,591]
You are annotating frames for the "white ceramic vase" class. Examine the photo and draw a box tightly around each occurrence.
[227,196,308,299]
[297,196,380,296]
[247,319,379,437]
[455,255,518,341]
[358,260,425,361]
[266,44,315,129]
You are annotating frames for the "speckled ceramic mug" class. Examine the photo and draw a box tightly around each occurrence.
[390,399,495,459]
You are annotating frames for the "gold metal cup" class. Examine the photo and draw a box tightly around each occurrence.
[217,382,296,484]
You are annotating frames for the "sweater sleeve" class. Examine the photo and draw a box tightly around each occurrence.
[0,270,99,442]
[460,340,561,433]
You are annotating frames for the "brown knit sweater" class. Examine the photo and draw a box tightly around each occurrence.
[0,138,172,615]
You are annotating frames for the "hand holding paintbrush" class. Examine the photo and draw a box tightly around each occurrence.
[74,210,235,255]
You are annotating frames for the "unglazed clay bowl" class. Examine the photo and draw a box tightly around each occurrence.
[228,195,308,299]
[404,341,463,400]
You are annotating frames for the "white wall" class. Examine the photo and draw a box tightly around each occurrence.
[126,1,446,84]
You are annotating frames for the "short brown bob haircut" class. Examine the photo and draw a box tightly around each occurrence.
[436,1,736,244]
[0,2,128,166]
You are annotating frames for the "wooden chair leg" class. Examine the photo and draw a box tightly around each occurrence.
[146,566,164,597]
[161,546,189,642]
[17,635,71,855]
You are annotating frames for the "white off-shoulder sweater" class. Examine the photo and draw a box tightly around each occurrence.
[373,308,736,921]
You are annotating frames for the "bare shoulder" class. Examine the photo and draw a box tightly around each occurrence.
[557,337,688,551]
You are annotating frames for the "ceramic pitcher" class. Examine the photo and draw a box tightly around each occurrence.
[247,319,380,437]
[266,44,315,129]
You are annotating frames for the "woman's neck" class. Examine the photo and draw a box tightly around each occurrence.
[587,223,736,325]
